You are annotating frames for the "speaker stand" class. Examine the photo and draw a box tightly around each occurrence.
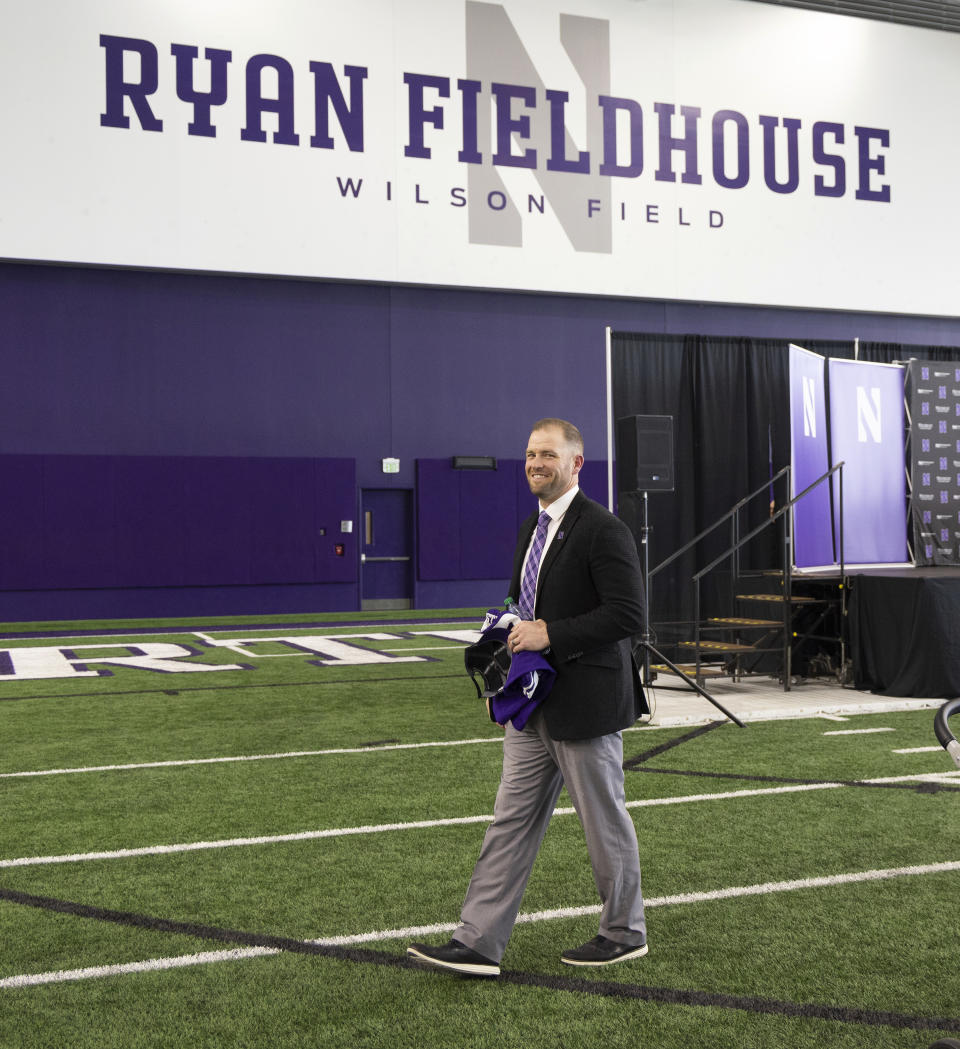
[635,490,745,729]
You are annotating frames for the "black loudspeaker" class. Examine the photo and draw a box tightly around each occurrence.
[617,415,674,492]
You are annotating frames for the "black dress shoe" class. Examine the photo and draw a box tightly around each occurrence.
[407,938,500,976]
[560,934,648,967]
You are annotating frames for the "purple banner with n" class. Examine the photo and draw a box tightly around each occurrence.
[789,344,833,567]
[827,359,908,565]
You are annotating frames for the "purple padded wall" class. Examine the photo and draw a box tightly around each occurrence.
[248,458,325,584]
[182,457,254,586]
[0,454,356,593]
[0,456,45,590]
[43,456,119,588]
[417,457,613,586]
[416,459,518,581]
[4,262,960,486]
[115,457,189,586]
[415,460,461,582]
[0,265,391,464]
[459,467,520,580]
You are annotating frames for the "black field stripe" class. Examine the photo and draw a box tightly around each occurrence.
[629,764,960,794]
[500,970,960,1033]
[0,886,411,968]
[2,887,957,1035]
[622,721,725,769]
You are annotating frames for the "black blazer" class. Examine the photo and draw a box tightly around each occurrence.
[509,490,647,740]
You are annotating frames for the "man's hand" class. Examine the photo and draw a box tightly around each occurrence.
[508,619,550,653]
[485,697,506,726]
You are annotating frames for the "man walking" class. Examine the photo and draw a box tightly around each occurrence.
[408,418,649,976]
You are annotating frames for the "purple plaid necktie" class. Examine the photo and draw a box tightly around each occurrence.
[518,511,550,619]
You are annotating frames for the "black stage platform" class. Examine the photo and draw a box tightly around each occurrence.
[833,566,960,698]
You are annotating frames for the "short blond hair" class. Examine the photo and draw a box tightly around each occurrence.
[531,418,584,454]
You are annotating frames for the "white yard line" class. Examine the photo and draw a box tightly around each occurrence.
[0,723,660,780]
[0,738,507,779]
[0,949,282,988]
[3,771,958,870]
[822,727,894,736]
[3,859,958,989]
[322,857,960,944]
[380,646,469,652]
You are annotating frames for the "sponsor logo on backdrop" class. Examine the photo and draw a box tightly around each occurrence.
[98,2,891,254]
[909,362,960,565]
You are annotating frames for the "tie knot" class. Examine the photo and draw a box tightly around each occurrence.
[538,510,551,530]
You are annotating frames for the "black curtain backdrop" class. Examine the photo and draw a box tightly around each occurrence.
[850,572,960,696]
[611,334,960,639]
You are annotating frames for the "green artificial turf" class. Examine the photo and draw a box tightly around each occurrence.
[1,611,958,1048]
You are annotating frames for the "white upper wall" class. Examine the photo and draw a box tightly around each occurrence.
[1,0,956,315]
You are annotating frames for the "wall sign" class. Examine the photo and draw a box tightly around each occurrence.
[1,0,956,315]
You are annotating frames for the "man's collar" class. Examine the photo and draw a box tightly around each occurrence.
[539,485,579,520]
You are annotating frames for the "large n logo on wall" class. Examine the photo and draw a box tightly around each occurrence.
[464,3,611,252]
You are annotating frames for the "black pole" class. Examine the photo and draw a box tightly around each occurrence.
[635,489,745,729]
[639,490,652,686]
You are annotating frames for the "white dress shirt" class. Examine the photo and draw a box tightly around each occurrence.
[520,484,579,592]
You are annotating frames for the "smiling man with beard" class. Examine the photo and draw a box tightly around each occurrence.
[408,417,649,976]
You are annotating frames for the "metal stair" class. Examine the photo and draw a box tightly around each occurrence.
[673,591,834,686]
[645,464,847,692]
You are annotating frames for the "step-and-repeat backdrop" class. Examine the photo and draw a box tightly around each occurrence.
[906,360,960,566]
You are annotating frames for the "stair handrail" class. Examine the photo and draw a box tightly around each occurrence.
[688,461,845,689]
[649,465,792,581]
[692,461,845,583]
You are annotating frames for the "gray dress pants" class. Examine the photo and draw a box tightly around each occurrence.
[454,707,646,962]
